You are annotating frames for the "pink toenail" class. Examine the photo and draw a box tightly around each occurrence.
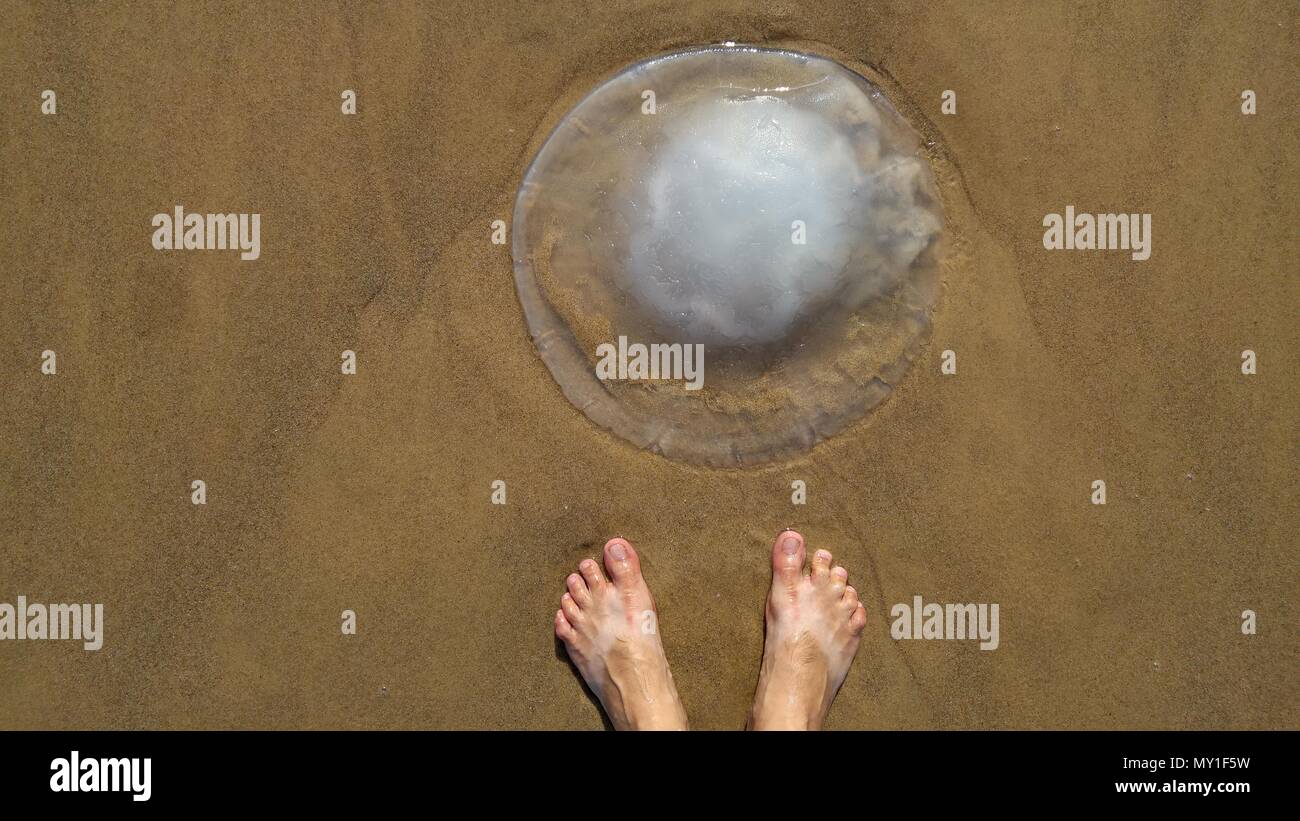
[609,543,626,560]
[782,536,801,554]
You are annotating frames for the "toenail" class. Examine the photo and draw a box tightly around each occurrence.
[608,542,626,560]
[816,550,832,561]
[782,535,801,554]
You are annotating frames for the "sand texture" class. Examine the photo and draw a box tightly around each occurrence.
[1,1,1296,729]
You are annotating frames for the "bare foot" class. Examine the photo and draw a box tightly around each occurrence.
[749,530,867,730]
[555,538,688,730]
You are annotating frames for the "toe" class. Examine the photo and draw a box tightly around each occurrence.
[849,603,868,634]
[771,530,806,585]
[811,549,833,584]
[578,558,606,593]
[566,573,591,606]
[842,585,860,611]
[561,592,583,624]
[830,565,848,594]
[603,538,642,585]
[555,610,574,640]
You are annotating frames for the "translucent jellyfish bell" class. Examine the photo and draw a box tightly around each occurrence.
[513,45,946,467]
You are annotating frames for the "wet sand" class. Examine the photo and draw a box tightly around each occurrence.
[1,1,1296,729]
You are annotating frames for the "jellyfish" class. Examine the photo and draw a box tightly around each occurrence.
[512,45,946,467]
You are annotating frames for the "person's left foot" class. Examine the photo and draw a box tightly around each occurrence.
[555,538,689,730]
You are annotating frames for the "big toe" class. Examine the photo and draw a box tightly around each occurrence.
[771,530,806,586]
[603,537,643,586]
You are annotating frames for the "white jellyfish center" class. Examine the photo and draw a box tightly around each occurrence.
[627,94,875,347]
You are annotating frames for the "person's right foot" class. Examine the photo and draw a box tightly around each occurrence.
[749,530,867,730]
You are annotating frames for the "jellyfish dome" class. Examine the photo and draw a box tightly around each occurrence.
[512,45,946,467]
